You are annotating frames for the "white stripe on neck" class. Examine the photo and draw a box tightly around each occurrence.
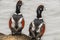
[14,13,22,15]
[18,13,22,15]
[39,18,43,19]
[36,17,42,19]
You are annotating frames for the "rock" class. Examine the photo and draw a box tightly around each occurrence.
[1,34,31,40]
[0,33,5,35]
[0,33,6,40]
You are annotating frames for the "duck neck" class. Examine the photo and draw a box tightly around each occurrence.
[37,11,42,18]
[37,16,42,19]
[15,8,21,14]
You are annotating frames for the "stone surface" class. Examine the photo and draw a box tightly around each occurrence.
[0,33,31,40]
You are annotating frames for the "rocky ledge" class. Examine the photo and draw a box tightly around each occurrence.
[0,33,31,40]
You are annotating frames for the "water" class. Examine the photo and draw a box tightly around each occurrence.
[0,0,60,40]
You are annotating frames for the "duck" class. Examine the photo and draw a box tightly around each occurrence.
[29,5,45,40]
[9,0,25,35]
